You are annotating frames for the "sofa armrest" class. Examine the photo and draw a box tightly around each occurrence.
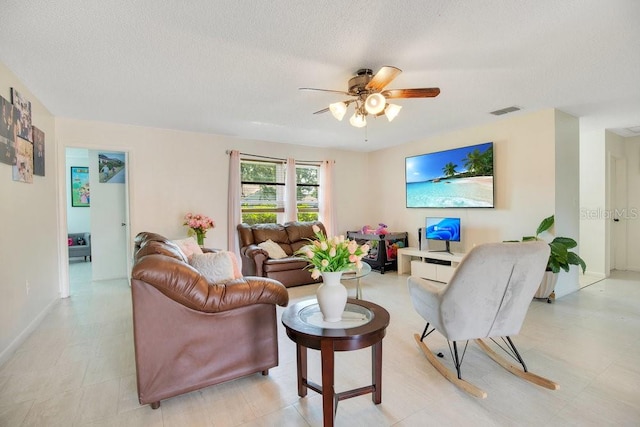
[244,244,268,259]
[240,244,269,276]
[131,254,288,312]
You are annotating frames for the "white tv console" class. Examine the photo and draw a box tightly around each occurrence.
[396,247,466,283]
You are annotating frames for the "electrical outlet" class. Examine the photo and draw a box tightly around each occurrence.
[26,280,30,295]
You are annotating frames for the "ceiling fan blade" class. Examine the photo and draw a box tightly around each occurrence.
[299,87,351,96]
[365,66,402,91]
[381,88,441,99]
[313,107,330,115]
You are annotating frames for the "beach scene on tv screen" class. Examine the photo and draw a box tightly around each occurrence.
[406,142,494,208]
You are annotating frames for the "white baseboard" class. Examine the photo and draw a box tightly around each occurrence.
[0,297,58,367]
[583,270,606,278]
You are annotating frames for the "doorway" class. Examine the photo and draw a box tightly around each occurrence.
[63,147,131,296]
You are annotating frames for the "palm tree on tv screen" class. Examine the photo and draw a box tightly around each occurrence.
[442,162,458,178]
[463,149,483,174]
[462,146,493,176]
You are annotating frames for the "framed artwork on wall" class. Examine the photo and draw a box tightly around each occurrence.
[98,151,126,183]
[0,95,17,166]
[71,166,90,207]
[32,126,45,176]
[12,137,33,184]
[11,88,32,142]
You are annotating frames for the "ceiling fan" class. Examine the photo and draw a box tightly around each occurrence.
[300,66,440,128]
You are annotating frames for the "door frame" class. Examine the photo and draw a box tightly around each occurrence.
[57,144,133,298]
[612,155,628,270]
[607,153,628,273]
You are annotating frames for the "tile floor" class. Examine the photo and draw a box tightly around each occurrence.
[0,263,639,426]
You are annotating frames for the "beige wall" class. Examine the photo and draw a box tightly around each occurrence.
[580,122,607,276]
[368,108,580,297]
[554,110,580,295]
[0,63,58,364]
[369,109,557,246]
[55,118,372,250]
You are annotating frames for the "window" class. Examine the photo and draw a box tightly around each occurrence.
[296,164,319,222]
[240,159,284,225]
[240,158,319,225]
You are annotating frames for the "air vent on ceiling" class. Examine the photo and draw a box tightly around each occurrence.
[490,106,521,116]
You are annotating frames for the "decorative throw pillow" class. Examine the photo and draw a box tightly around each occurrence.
[190,251,239,283]
[172,237,203,260]
[258,239,288,259]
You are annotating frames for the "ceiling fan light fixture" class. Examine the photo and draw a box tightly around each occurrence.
[349,112,367,128]
[365,93,386,115]
[384,103,402,122]
[329,102,347,121]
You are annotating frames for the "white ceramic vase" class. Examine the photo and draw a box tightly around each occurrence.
[317,271,348,322]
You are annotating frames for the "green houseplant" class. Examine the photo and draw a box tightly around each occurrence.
[510,215,586,302]
[523,215,586,274]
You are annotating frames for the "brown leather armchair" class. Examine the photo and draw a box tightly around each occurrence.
[131,232,289,409]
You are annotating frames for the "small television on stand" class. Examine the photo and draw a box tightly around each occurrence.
[425,217,460,254]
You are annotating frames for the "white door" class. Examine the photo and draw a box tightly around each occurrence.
[90,150,129,280]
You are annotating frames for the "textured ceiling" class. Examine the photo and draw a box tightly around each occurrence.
[1,1,639,151]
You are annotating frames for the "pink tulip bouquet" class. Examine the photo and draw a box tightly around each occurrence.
[296,225,370,280]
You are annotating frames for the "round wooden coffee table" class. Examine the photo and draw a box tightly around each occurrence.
[281,298,390,427]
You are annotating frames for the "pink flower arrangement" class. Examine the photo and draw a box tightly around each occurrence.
[296,225,370,280]
[183,213,215,235]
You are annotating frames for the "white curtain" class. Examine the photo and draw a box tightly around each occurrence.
[227,150,242,263]
[285,158,297,223]
[319,160,337,236]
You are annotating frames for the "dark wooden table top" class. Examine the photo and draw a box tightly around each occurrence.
[282,298,390,351]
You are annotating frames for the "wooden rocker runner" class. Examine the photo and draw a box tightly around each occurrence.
[407,242,560,398]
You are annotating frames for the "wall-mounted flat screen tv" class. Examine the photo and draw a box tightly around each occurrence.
[405,142,494,208]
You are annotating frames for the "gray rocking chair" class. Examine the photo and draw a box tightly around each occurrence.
[407,241,559,398]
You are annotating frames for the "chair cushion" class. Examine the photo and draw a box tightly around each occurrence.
[258,239,289,259]
[172,237,203,260]
[263,257,310,272]
[190,251,240,283]
[252,224,290,244]
[285,221,323,242]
